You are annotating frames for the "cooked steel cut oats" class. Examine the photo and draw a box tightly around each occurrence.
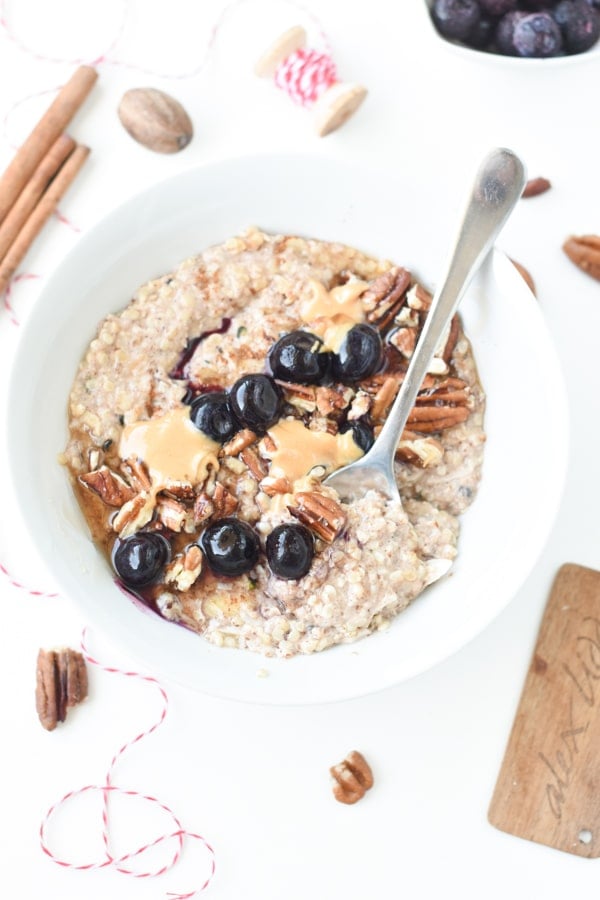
[64,228,485,657]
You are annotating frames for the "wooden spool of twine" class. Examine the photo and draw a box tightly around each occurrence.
[255,25,367,137]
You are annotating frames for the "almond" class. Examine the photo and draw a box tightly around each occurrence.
[118,88,193,154]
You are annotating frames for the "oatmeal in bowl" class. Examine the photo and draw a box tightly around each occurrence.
[64,227,485,658]
[7,155,567,701]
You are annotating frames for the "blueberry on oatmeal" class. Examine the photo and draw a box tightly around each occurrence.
[266,523,315,580]
[200,518,260,577]
[331,324,383,383]
[229,373,284,431]
[112,532,171,588]
[268,330,331,385]
[190,392,239,442]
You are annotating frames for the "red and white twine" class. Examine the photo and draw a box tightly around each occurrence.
[39,629,216,898]
[273,47,337,107]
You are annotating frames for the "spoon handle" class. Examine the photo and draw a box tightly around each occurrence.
[371,147,526,466]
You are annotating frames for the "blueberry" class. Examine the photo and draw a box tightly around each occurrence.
[341,420,375,454]
[431,0,481,40]
[190,392,239,443]
[511,11,564,55]
[200,517,260,577]
[464,13,496,47]
[112,532,171,588]
[268,330,331,385]
[554,0,600,51]
[266,523,314,580]
[495,11,526,52]
[229,374,284,431]
[332,324,383,384]
[478,0,517,15]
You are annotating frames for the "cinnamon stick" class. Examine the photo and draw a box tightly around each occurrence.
[0,66,97,225]
[0,144,90,296]
[0,133,76,264]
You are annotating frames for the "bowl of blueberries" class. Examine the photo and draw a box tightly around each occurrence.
[425,0,600,59]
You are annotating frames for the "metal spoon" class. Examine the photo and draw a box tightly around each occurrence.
[324,147,526,503]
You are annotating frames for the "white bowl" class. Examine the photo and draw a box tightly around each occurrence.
[7,154,568,705]
[422,0,600,67]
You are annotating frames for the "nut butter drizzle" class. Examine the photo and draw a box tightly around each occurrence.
[265,418,362,482]
[301,277,368,350]
[119,406,220,489]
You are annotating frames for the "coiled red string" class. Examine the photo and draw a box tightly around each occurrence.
[39,629,216,898]
[274,47,337,106]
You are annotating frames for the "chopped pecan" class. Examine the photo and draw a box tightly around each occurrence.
[240,447,267,481]
[260,475,292,496]
[164,545,203,591]
[275,380,317,413]
[396,436,444,468]
[441,314,460,364]
[112,493,154,536]
[156,496,189,532]
[522,176,551,198]
[370,375,401,421]
[222,428,258,457]
[36,647,88,731]
[212,482,239,517]
[193,483,238,525]
[120,456,152,492]
[362,267,412,331]
[330,750,374,805]
[288,491,346,542]
[79,466,137,508]
[563,234,600,281]
[406,282,433,311]
[388,326,417,359]
[315,385,353,416]
[193,492,215,525]
[347,389,371,421]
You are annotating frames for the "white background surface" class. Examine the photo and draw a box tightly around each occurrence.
[0,1,599,898]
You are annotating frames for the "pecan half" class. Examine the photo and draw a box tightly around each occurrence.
[406,377,470,433]
[330,750,374,805]
[288,491,346,542]
[79,466,136,507]
[362,267,412,331]
[563,234,600,281]
[212,482,239,517]
[522,176,551,198]
[36,648,88,731]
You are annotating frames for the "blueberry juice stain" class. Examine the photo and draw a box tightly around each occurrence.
[169,317,232,381]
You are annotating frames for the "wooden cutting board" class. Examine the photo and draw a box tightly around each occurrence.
[489,563,600,858]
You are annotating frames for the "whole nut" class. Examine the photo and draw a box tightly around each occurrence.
[118,88,193,154]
